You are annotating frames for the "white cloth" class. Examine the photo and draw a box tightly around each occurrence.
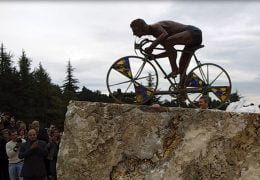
[226,99,260,113]
[6,139,26,164]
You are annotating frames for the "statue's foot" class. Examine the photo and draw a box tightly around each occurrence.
[164,71,179,79]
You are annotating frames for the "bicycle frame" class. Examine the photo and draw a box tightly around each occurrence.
[107,37,231,108]
[140,48,203,96]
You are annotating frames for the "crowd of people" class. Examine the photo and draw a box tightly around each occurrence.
[0,112,61,180]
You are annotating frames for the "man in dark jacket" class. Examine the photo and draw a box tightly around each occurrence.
[19,129,48,180]
[0,129,10,180]
[31,120,50,178]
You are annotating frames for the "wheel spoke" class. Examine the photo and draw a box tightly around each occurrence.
[207,64,209,84]
[125,80,133,93]
[198,65,207,83]
[125,61,147,93]
[135,74,156,81]
[209,71,224,86]
[133,61,146,80]
[109,79,132,87]
[193,93,202,102]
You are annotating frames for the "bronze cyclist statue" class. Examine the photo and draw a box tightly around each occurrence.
[106,18,232,109]
[130,18,202,79]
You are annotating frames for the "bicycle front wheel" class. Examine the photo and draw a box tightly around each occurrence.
[106,56,158,104]
[184,63,232,109]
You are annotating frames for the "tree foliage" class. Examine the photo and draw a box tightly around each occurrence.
[0,44,20,113]
[18,50,32,81]
[0,45,114,129]
[0,43,13,76]
[229,91,242,102]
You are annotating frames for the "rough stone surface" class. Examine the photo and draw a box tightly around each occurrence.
[57,101,260,180]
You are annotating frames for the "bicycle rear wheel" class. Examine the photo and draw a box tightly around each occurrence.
[106,56,158,104]
[184,63,232,109]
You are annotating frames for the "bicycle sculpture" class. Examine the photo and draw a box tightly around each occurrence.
[106,38,232,109]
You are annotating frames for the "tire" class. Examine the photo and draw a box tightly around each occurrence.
[106,56,158,104]
[184,63,232,109]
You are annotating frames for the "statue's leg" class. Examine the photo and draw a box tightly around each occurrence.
[166,31,194,76]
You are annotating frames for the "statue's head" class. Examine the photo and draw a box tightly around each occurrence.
[130,18,147,37]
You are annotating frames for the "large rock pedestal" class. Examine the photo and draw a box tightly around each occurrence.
[57,101,260,180]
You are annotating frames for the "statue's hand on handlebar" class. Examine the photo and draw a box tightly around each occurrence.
[147,54,155,61]
[145,46,153,55]
[144,46,155,60]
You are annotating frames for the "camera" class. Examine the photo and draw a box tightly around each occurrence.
[17,138,22,143]
[13,145,19,152]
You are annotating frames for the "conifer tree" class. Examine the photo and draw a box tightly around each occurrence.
[15,50,38,119]
[18,50,32,81]
[62,60,79,103]
[33,63,66,127]
[0,43,13,75]
[145,72,161,104]
[34,63,51,84]
[33,63,52,117]
[62,60,79,92]
[146,72,155,88]
[0,44,20,113]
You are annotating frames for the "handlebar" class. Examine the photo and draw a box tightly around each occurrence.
[134,38,165,59]
[134,38,152,57]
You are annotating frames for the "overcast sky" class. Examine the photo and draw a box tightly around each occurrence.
[0,1,260,104]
